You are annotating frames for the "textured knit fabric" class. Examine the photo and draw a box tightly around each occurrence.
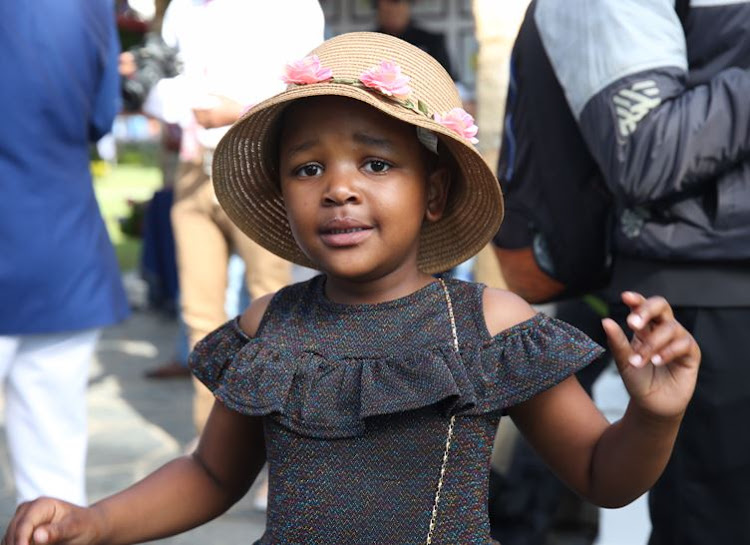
[190,276,604,544]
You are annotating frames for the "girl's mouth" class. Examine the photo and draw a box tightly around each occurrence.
[320,220,374,247]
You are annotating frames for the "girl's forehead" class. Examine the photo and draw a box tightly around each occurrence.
[280,96,415,143]
[284,96,402,129]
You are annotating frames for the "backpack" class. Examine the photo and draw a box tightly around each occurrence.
[493,0,691,304]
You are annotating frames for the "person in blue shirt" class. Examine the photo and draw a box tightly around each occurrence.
[0,0,129,505]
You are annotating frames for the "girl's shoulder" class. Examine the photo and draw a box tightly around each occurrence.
[237,277,322,337]
[481,286,538,337]
[447,279,543,340]
[238,292,275,337]
[451,281,603,365]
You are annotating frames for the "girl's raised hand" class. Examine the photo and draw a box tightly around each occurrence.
[602,292,701,421]
[2,497,102,545]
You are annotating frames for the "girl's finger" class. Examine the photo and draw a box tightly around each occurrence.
[5,503,31,545]
[632,320,679,365]
[621,291,646,309]
[652,335,696,367]
[11,520,35,545]
[602,318,643,370]
[9,501,56,545]
[621,291,647,330]
[625,295,673,331]
[631,334,644,354]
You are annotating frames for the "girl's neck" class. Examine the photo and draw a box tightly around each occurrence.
[322,268,437,306]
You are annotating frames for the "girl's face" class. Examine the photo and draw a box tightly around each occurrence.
[279,96,448,289]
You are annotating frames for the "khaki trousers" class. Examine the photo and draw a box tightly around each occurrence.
[171,161,291,432]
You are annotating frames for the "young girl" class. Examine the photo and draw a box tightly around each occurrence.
[4,32,699,545]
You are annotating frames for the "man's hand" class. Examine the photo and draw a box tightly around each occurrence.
[192,95,243,129]
[118,52,137,78]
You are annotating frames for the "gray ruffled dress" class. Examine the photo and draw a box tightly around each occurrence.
[190,276,604,544]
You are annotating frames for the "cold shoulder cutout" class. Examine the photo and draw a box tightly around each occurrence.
[238,292,275,337]
[482,286,537,337]
[189,275,605,438]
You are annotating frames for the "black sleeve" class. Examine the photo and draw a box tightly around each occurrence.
[537,0,750,206]
[578,66,750,206]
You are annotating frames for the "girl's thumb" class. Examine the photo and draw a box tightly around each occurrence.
[32,526,52,544]
[602,318,638,371]
[32,522,69,545]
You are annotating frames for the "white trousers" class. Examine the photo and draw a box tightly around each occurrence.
[0,329,99,506]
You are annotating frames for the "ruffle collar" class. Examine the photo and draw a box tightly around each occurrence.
[190,313,604,439]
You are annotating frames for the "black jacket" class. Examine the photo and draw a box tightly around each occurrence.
[536,0,750,305]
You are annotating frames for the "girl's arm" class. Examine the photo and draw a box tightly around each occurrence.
[4,296,276,545]
[484,289,700,508]
[97,402,266,543]
[3,403,265,545]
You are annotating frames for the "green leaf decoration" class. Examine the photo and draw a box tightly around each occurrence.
[417,100,429,116]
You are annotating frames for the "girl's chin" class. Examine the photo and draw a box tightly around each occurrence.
[299,246,421,283]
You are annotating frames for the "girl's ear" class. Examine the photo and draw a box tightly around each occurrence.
[424,167,451,223]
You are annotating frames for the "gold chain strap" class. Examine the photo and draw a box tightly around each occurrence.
[426,279,459,544]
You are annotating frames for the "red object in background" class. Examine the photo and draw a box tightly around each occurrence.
[117,13,149,33]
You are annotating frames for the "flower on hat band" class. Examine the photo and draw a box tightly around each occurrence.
[358,60,412,101]
[434,108,479,144]
[282,54,333,85]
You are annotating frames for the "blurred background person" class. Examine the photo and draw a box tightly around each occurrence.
[143,0,324,432]
[128,0,325,509]
[118,1,189,379]
[373,0,456,80]
[495,1,750,544]
[0,0,129,505]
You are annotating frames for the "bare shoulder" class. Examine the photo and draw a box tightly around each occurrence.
[482,287,538,337]
[238,292,276,337]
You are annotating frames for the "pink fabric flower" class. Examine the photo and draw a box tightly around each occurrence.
[433,108,479,144]
[359,61,412,100]
[282,55,333,85]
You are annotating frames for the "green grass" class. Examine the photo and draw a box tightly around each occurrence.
[93,162,163,271]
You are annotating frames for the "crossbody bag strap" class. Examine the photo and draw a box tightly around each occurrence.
[425,279,460,544]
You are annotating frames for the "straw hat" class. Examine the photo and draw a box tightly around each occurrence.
[212,31,503,274]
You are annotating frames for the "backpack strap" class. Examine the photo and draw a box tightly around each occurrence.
[675,0,690,26]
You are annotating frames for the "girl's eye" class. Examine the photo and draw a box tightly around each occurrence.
[295,163,323,177]
[363,159,391,174]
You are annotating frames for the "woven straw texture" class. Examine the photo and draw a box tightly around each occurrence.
[212,32,503,274]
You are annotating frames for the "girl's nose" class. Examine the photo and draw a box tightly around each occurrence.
[323,171,361,206]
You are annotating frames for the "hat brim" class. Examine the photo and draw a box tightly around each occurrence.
[213,80,503,274]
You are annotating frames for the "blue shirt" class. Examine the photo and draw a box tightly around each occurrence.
[0,0,129,334]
